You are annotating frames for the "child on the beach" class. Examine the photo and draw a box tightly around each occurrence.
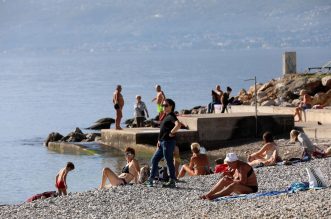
[55,162,75,196]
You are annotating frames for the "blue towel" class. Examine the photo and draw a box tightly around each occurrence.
[214,190,288,201]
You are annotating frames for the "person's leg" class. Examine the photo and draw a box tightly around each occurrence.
[116,109,123,130]
[115,109,121,129]
[62,188,67,196]
[57,188,62,196]
[221,104,228,113]
[201,177,232,199]
[210,183,254,199]
[208,102,212,113]
[294,107,302,122]
[178,164,195,178]
[99,167,123,188]
[163,140,176,180]
[149,146,164,182]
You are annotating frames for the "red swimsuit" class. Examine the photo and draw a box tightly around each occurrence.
[56,180,65,189]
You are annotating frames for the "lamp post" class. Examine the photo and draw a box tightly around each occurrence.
[244,76,258,137]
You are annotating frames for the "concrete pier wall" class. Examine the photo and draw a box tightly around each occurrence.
[101,113,294,151]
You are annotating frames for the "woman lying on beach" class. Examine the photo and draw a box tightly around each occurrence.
[200,153,258,200]
[177,142,210,178]
[99,147,140,188]
[247,131,281,167]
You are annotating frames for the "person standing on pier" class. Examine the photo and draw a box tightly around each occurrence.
[113,85,124,130]
[147,98,181,188]
[152,85,166,120]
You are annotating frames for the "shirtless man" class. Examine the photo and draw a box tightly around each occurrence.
[178,143,210,178]
[152,85,166,119]
[200,153,258,200]
[55,162,75,196]
[113,85,124,130]
[294,89,312,122]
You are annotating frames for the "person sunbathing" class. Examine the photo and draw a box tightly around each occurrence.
[200,153,258,200]
[177,143,210,178]
[247,131,281,167]
[290,130,331,159]
[99,147,140,188]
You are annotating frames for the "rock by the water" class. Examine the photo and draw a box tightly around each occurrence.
[86,117,115,130]
[44,132,63,147]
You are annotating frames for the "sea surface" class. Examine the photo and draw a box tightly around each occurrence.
[0,48,330,204]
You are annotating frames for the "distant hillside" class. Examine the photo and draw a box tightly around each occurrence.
[0,0,331,54]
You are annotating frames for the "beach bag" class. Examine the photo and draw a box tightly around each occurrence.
[306,167,327,188]
[138,165,150,184]
[156,166,169,181]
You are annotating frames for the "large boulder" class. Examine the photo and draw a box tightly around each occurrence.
[261,99,276,106]
[86,117,115,130]
[322,76,331,89]
[44,132,64,147]
[258,80,275,92]
[62,128,86,142]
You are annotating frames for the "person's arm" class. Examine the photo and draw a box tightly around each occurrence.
[249,143,271,159]
[264,150,277,165]
[169,120,181,137]
[188,157,195,169]
[55,173,59,187]
[113,92,118,104]
[143,103,149,118]
[233,166,247,185]
[63,170,68,188]
[132,160,141,184]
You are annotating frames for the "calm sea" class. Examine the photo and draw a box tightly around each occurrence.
[0,48,330,204]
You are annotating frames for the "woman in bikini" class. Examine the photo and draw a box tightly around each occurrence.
[200,153,258,200]
[99,147,140,188]
[247,131,281,167]
[177,142,210,178]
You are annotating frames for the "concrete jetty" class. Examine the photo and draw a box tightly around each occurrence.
[101,112,294,151]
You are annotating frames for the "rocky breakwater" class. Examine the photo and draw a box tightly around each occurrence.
[238,73,331,107]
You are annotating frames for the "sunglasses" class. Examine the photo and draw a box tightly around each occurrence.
[162,104,169,107]
[125,152,133,156]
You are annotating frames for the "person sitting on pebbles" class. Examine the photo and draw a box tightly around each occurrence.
[177,142,210,178]
[247,131,281,167]
[99,147,140,188]
[200,153,258,200]
[290,130,331,159]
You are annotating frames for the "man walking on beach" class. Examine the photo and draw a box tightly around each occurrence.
[152,85,166,120]
[113,85,124,130]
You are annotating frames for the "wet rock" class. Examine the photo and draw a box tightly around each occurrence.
[44,132,64,147]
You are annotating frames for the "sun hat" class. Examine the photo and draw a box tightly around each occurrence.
[190,142,200,151]
[290,130,299,143]
[224,153,238,163]
[199,146,206,154]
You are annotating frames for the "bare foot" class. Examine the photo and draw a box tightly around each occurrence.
[116,127,123,130]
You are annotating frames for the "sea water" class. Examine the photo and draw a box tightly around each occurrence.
[0,48,330,204]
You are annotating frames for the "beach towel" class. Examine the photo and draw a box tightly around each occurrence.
[214,190,288,201]
[214,180,325,202]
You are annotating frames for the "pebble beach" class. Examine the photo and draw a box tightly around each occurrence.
[1,139,331,219]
